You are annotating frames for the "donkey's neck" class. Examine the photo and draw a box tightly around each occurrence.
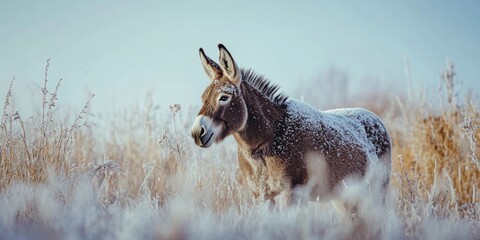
[233,82,286,158]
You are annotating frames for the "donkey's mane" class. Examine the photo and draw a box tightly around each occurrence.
[241,68,288,106]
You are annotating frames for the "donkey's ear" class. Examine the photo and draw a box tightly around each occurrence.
[199,48,223,80]
[218,44,241,85]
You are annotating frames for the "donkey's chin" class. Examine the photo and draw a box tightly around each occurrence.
[202,132,228,148]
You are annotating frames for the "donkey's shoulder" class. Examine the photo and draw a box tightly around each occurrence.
[283,99,327,130]
[284,99,331,118]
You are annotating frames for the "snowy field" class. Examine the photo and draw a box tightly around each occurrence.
[1,62,479,239]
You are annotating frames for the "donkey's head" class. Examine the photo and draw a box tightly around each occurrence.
[191,44,248,148]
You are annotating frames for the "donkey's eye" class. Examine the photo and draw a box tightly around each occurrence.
[219,95,230,102]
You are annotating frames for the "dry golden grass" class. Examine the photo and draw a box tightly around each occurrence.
[390,62,480,211]
[1,60,479,239]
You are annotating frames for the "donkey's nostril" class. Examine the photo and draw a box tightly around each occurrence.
[200,126,206,137]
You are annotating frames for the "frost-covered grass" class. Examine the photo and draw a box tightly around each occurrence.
[1,61,479,239]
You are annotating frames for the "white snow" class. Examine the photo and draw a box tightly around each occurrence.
[218,84,238,95]
[284,99,388,162]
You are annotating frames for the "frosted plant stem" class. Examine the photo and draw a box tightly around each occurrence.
[460,118,480,170]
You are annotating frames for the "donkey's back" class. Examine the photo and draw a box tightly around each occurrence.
[277,100,392,198]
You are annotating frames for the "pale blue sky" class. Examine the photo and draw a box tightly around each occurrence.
[1,0,479,116]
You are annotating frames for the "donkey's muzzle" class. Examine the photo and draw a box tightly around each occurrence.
[191,130,214,148]
[191,115,215,148]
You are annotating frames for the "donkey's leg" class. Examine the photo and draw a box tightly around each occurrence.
[283,189,294,206]
[268,198,276,210]
[379,151,392,197]
[375,151,392,205]
[282,187,310,208]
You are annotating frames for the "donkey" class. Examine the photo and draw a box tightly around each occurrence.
[191,44,392,206]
